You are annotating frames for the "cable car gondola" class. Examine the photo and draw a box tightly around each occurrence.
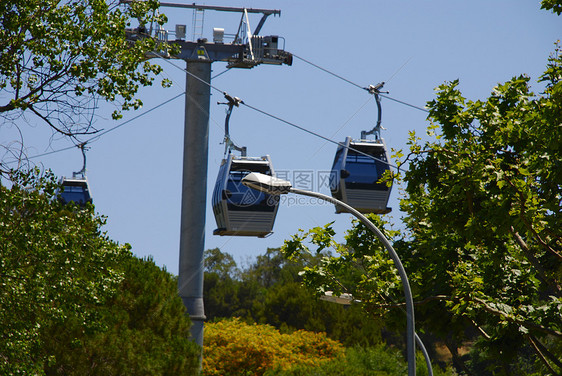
[329,82,392,214]
[58,175,92,207]
[330,136,391,214]
[212,154,280,237]
[211,93,280,237]
[57,143,93,207]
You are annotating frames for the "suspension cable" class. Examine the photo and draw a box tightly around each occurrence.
[27,51,415,170]
[292,53,429,113]
[241,102,398,169]
[27,91,185,160]
[151,54,399,168]
[291,53,366,91]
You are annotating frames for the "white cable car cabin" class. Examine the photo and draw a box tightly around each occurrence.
[330,136,392,214]
[58,176,92,207]
[212,154,280,237]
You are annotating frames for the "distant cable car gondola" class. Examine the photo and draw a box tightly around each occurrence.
[329,82,393,214]
[212,153,280,237]
[211,93,280,237]
[59,175,92,207]
[58,143,93,207]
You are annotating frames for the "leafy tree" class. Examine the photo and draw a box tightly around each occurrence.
[0,168,128,374]
[205,247,240,279]
[281,219,410,343]
[204,248,243,320]
[204,248,384,347]
[55,255,201,375]
[0,0,168,160]
[0,169,200,374]
[281,44,562,375]
[266,345,455,376]
[397,42,562,374]
[204,319,455,376]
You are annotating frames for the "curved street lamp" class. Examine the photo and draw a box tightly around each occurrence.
[242,172,427,376]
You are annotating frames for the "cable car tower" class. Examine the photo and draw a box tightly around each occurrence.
[123,2,291,348]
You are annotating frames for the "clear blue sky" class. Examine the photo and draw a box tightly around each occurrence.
[16,1,561,273]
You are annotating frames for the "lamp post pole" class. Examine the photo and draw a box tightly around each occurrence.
[290,188,416,376]
[320,295,433,376]
[241,173,417,376]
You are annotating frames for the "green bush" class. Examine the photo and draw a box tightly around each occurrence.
[203,318,344,376]
[265,345,457,376]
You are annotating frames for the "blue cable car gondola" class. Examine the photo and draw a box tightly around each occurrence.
[329,82,392,214]
[58,143,93,207]
[212,93,280,237]
[212,154,280,237]
[330,136,391,214]
[58,175,92,207]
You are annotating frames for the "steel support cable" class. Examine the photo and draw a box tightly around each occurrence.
[241,102,398,170]
[154,53,399,169]
[212,67,232,80]
[379,93,429,113]
[291,53,366,91]
[292,53,429,114]
[26,91,186,160]
[154,53,225,95]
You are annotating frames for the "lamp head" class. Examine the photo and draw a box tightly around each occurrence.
[242,172,292,195]
[320,291,355,305]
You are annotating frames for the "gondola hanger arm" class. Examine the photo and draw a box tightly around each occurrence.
[362,82,389,140]
[72,142,89,178]
[218,93,246,157]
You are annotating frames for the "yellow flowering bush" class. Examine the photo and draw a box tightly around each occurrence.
[203,319,344,376]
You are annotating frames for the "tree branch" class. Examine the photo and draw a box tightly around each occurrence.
[504,175,562,261]
[510,226,562,295]
[28,106,75,137]
[472,297,562,337]
[527,334,562,375]
[468,317,491,340]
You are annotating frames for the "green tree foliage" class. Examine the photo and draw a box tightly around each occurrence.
[281,46,562,375]
[204,248,243,319]
[0,169,199,375]
[59,255,201,375]
[0,0,168,143]
[0,168,127,374]
[204,319,455,376]
[203,248,383,347]
[266,345,455,376]
[280,219,419,355]
[397,44,562,374]
[541,0,562,14]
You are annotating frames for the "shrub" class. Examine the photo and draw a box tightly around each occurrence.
[203,319,344,376]
[264,345,457,376]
